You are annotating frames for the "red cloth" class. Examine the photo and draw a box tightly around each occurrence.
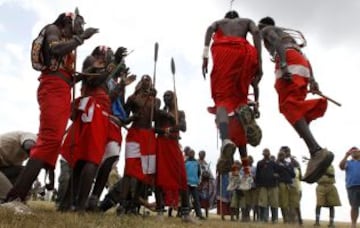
[210,30,259,114]
[61,96,120,167]
[83,86,111,113]
[228,116,247,147]
[156,136,187,206]
[275,49,328,125]
[30,69,72,168]
[82,84,122,144]
[124,128,156,185]
[217,200,231,216]
[163,189,180,208]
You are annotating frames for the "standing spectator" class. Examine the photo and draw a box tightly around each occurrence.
[242,155,258,222]
[185,149,205,220]
[339,147,360,228]
[227,161,243,221]
[198,168,215,218]
[276,150,295,223]
[198,150,214,181]
[314,165,341,228]
[256,148,280,223]
[282,146,303,225]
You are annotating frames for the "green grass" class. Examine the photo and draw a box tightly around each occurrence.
[0,201,351,228]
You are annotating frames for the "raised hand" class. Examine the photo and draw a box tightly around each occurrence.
[309,79,320,94]
[80,27,99,40]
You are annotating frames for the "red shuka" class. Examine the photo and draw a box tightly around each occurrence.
[30,69,72,168]
[210,30,259,114]
[156,136,187,207]
[61,96,121,167]
[274,49,327,125]
[124,128,156,185]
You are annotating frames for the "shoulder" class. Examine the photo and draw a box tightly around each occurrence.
[44,24,61,36]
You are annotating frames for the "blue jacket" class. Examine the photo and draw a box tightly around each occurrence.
[185,158,201,186]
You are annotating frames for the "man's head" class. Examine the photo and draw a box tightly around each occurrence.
[224,10,239,19]
[188,149,195,158]
[198,150,206,160]
[349,147,360,160]
[91,46,114,66]
[231,161,241,174]
[277,151,286,162]
[183,146,191,157]
[263,148,270,159]
[53,12,84,38]
[258,16,275,30]
[163,90,175,107]
[280,146,291,157]
[135,74,152,92]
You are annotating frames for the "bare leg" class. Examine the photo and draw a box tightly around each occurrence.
[86,156,118,211]
[216,107,229,140]
[5,158,44,202]
[296,117,334,183]
[329,206,335,226]
[351,207,358,228]
[216,107,236,174]
[293,118,321,154]
[315,206,321,225]
[75,161,98,211]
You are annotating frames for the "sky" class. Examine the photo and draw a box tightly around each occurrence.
[1,0,359,222]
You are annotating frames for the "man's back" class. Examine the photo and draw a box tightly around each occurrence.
[212,18,252,38]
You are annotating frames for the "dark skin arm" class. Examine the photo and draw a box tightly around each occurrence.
[262,27,291,81]
[46,25,98,57]
[339,150,352,170]
[202,22,217,79]
[248,20,263,84]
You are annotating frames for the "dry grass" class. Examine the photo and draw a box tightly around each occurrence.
[0,201,351,228]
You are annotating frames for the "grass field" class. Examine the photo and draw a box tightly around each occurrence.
[0,201,352,228]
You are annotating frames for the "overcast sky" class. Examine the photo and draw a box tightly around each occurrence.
[1,0,359,222]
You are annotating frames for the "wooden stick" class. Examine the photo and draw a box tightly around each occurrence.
[313,91,342,107]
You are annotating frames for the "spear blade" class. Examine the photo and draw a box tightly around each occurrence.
[154,42,159,62]
[171,57,175,75]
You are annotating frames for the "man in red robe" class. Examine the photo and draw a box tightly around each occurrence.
[155,90,196,222]
[258,16,333,183]
[2,12,97,212]
[202,11,263,183]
